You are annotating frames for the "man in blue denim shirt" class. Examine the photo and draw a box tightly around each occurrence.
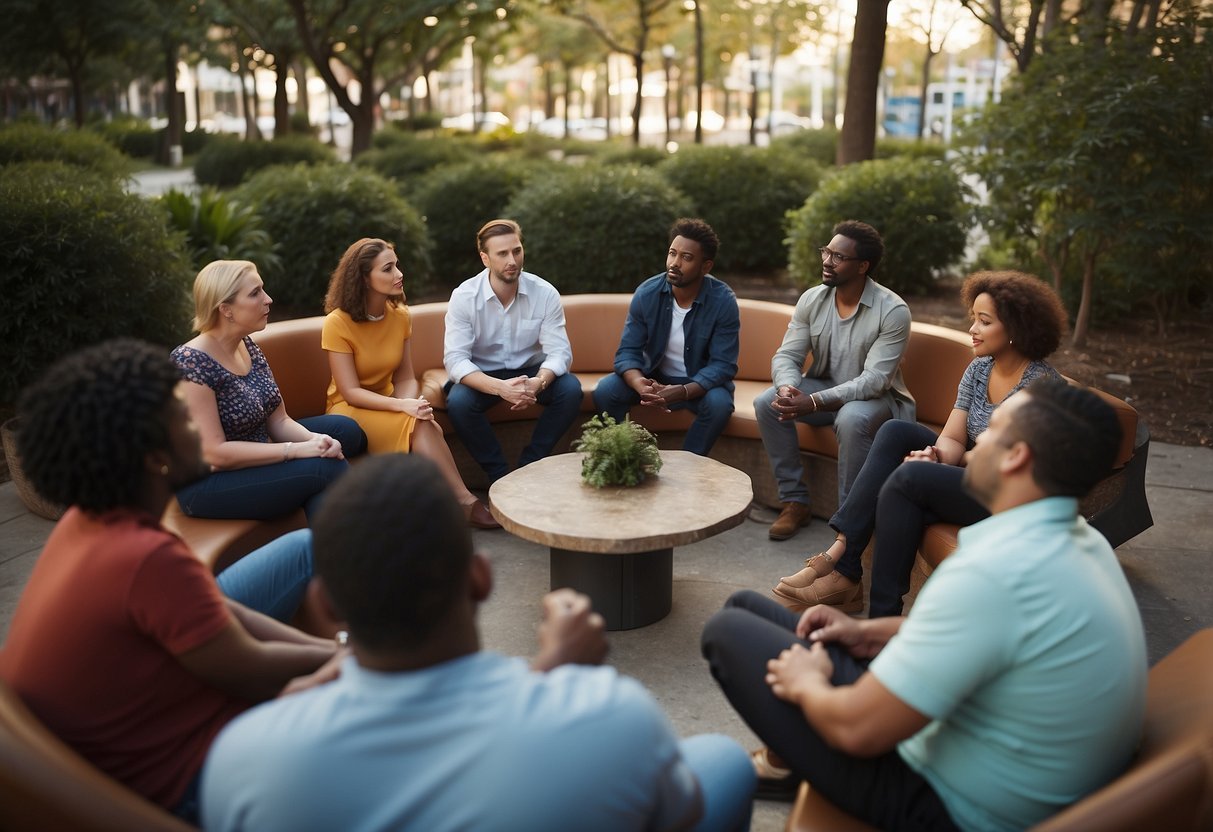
[593,218,740,456]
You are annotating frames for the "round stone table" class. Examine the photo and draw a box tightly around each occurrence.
[488,450,753,630]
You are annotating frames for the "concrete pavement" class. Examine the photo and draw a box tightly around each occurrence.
[1,441,1209,830]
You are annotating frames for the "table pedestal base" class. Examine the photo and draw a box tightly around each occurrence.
[550,547,673,631]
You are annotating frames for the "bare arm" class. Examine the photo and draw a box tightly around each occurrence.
[176,618,335,702]
[530,590,608,672]
[224,598,330,648]
[327,349,432,419]
[905,408,969,466]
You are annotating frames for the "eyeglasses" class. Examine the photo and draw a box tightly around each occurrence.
[817,246,862,265]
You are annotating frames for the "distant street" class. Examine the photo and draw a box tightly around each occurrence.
[129,167,195,196]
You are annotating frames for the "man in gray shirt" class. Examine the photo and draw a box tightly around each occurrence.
[757,220,914,550]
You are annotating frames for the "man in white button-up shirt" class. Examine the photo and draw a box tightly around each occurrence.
[442,219,582,482]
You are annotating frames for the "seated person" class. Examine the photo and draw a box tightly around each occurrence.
[201,454,757,832]
[443,219,583,482]
[593,217,739,456]
[755,220,915,541]
[173,260,366,521]
[0,339,341,823]
[702,379,1146,830]
[773,271,1066,613]
[322,237,498,529]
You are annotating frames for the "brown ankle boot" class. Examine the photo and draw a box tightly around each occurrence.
[768,502,811,540]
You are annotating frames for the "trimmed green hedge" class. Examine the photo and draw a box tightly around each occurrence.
[358,133,477,192]
[504,166,694,293]
[658,145,821,272]
[236,164,431,311]
[770,128,839,167]
[0,123,129,178]
[784,157,972,295]
[194,135,335,188]
[0,162,192,402]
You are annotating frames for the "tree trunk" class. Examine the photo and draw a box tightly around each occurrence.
[630,52,644,145]
[274,60,291,137]
[162,42,183,164]
[837,0,889,165]
[294,61,311,122]
[1071,248,1096,347]
[236,55,262,141]
[693,0,703,144]
[563,60,572,138]
[916,49,935,140]
[69,65,86,128]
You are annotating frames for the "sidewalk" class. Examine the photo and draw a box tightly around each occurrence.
[1,441,1209,830]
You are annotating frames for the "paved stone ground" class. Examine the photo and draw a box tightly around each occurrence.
[1,441,1208,831]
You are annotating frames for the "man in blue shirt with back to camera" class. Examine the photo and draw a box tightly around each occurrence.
[201,454,756,832]
[593,218,740,456]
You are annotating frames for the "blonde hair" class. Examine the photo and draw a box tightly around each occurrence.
[193,260,257,332]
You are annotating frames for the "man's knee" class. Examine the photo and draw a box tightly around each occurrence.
[592,374,634,414]
[753,386,780,426]
[547,372,583,404]
[833,401,891,443]
[699,387,735,421]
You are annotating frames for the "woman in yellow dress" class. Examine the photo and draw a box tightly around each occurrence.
[322,237,499,529]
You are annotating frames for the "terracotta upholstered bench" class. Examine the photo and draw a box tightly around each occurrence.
[170,294,1150,571]
[783,628,1213,832]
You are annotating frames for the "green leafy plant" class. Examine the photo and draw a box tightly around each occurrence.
[770,128,839,167]
[357,133,477,193]
[0,123,130,179]
[784,157,972,295]
[658,145,821,272]
[236,163,431,310]
[0,162,193,403]
[505,165,694,293]
[193,135,335,188]
[159,187,280,274]
[573,414,663,488]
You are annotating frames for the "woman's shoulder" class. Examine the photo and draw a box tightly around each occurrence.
[171,340,224,381]
[1026,360,1063,381]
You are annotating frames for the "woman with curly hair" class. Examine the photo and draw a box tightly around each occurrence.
[771,271,1068,617]
[321,238,498,529]
[172,260,367,522]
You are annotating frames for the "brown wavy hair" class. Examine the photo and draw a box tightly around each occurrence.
[961,270,1068,361]
[324,238,404,321]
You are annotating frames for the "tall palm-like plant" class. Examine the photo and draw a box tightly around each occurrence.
[160,187,281,273]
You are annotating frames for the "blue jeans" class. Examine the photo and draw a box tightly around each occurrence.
[593,372,734,456]
[175,415,365,522]
[214,528,314,622]
[681,734,755,832]
[444,365,583,481]
[754,381,896,507]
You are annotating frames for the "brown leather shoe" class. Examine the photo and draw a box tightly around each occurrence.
[768,501,811,540]
[771,571,863,614]
[775,552,836,590]
[467,500,501,530]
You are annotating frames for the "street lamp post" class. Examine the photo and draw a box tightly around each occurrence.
[662,44,675,146]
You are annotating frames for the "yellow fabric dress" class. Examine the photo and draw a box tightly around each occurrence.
[322,305,418,454]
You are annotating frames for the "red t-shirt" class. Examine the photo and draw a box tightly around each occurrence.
[0,507,248,808]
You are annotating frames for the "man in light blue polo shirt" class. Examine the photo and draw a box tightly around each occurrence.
[202,455,756,832]
[702,378,1146,831]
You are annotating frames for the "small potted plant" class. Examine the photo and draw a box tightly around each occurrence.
[573,414,663,488]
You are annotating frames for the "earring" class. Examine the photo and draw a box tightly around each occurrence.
[160,464,169,475]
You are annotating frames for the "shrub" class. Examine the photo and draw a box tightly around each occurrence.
[784,157,972,295]
[413,158,549,289]
[0,123,129,179]
[504,165,694,293]
[193,135,335,188]
[0,162,193,403]
[180,128,213,156]
[159,187,280,274]
[770,128,838,167]
[593,145,670,168]
[356,135,477,192]
[658,145,821,272]
[92,117,159,158]
[236,164,431,310]
[875,137,947,162]
[287,112,315,137]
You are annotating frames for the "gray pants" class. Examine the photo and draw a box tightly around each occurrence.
[754,379,896,507]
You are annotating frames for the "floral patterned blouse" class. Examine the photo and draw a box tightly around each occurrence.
[171,337,282,443]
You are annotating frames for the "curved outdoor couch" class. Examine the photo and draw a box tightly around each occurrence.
[165,294,1153,585]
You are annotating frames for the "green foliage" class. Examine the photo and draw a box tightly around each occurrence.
[875,138,947,162]
[159,187,280,274]
[504,165,694,293]
[658,145,821,272]
[785,157,972,294]
[573,414,663,487]
[0,123,129,178]
[387,111,445,132]
[288,112,315,137]
[770,128,838,167]
[0,162,193,403]
[356,134,477,193]
[413,158,548,289]
[180,128,212,156]
[193,135,335,188]
[92,117,158,158]
[235,164,431,311]
[959,11,1213,329]
[593,145,670,168]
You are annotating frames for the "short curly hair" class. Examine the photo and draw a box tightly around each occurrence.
[324,238,403,321]
[16,339,180,512]
[832,220,884,277]
[670,217,719,262]
[961,271,1068,361]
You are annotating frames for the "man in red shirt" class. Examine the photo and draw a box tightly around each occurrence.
[0,339,340,822]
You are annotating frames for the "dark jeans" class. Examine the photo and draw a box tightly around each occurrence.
[444,365,583,482]
[700,590,960,832]
[174,415,366,522]
[828,419,987,617]
[592,372,734,456]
